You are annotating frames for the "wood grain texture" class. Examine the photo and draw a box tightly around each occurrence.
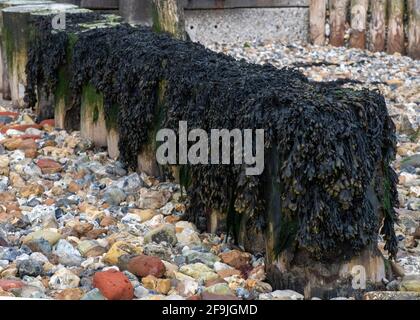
[329,0,349,47]
[349,0,368,49]
[408,0,420,59]
[369,0,386,52]
[309,0,327,45]
[387,0,405,54]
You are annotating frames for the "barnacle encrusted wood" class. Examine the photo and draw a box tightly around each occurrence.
[24,23,398,296]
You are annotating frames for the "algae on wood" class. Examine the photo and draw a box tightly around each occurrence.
[80,83,107,148]
[2,3,78,106]
[0,0,54,99]
[151,0,187,40]
[25,23,399,299]
[137,79,166,177]
[52,16,121,129]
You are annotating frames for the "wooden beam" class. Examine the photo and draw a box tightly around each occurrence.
[0,0,54,100]
[349,0,368,49]
[329,0,349,47]
[309,0,327,45]
[408,0,420,59]
[369,0,386,52]
[152,0,187,40]
[387,0,405,55]
[2,3,78,107]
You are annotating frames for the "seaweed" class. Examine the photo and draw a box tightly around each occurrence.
[25,22,399,262]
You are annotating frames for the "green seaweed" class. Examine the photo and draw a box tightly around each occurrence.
[82,83,103,124]
[105,103,119,131]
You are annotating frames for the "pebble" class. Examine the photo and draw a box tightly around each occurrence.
[53,239,83,266]
[183,249,220,267]
[259,290,304,300]
[26,238,52,256]
[127,255,166,278]
[179,263,219,282]
[93,270,134,300]
[134,285,149,299]
[81,288,107,300]
[49,268,81,290]
[103,187,126,206]
[219,249,252,270]
[399,274,420,292]
[22,230,61,246]
[54,288,84,300]
[144,224,177,246]
[17,259,44,277]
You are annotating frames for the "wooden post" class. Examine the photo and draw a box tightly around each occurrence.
[408,0,420,59]
[259,142,392,298]
[120,0,153,25]
[309,0,327,45]
[2,3,78,107]
[0,0,54,100]
[329,0,349,47]
[53,17,122,159]
[80,83,108,148]
[349,0,368,49]
[134,0,187,176]
[151,0,187,40]
[387,0,405,55]
[369,0,387,52]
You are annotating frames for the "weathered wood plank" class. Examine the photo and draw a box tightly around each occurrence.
[369,0,386,52]
[0,0,54,100]
[329,0,349,47]
[408,0,420,59]
[2,3,79,107]
[309,0,327,45]
[52,17,122,159]
[152,0,187,40]
[349,0,368,49]
[387,0,405,55]
[80,83,108,148]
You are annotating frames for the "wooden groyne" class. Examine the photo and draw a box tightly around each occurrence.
[1,0,400,298]
[310,0,420,59]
